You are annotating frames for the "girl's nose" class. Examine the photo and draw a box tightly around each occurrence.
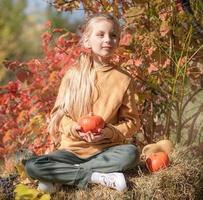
[104,35,111,43]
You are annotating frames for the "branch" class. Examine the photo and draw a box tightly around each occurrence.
[181,88,203,115]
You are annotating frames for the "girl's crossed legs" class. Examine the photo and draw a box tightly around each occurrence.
[24,144,139,191]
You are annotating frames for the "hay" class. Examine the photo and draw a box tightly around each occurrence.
[52,146,203,200]
[1,146,202,200]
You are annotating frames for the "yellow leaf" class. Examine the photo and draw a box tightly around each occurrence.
[126,6,145,18]
[14,184,40,200]
[124,6,145,24]
[15,163,28,179]
[30,114,45,128]
[38,194,51,200]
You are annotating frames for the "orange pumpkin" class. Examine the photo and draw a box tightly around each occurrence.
[146,152,169,172]
[78,115,105,133]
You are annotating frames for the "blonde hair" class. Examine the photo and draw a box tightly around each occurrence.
[48,13,121,136]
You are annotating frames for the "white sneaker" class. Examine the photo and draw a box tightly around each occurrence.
[37,181,60,193]
[90,172,127,192]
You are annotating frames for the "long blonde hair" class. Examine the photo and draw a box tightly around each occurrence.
[48,13,120,136]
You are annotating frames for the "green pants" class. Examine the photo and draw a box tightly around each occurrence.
[24,144,139,188]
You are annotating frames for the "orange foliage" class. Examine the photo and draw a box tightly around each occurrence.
[1,1,202,170]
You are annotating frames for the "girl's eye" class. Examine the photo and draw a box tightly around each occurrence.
[96,33,104,37]
[96,32,117,38]
[111,34,117,38]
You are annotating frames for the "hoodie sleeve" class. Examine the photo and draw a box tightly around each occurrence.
[102,79,140,143]
[59,114,80,139]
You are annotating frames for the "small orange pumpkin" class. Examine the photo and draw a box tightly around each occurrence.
[78,114,105,133]
[146,152,169,172]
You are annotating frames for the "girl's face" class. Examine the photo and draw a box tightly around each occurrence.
[87,20,120,60]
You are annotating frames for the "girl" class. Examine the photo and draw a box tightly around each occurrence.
[24,13,140,193]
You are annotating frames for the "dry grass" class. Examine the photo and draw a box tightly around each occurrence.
[0,146,202,200]
[51,146,203,200]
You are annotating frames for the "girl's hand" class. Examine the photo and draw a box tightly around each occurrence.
[71,124,82,138]
[73,123,106,142]
[73,124,82,132]
[78,128,107,143]
[79,132,105,143]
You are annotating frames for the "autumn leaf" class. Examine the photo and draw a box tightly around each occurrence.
[2,130,14,144]
[147,47,156,56]
[148,63,159,73]
[0,147,6,157]
[14,184,51,200]
[160,20,170,37]
[16,69,32,82]
[120,33,132,46]
[132,0,149,3]
[38,194,51,200]
[133,58,143,66]
[15,163,29,180]
[124,6,145,24]
[126,58,143,66]
[6,81,19,93]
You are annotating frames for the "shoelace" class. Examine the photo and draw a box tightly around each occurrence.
[100,175,117,188]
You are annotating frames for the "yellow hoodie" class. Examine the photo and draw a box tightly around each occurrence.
[55,65,140,158]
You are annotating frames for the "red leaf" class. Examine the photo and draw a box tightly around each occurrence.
[120,33,132,46]
[6,81,19,93]
[16,69,32,82]
[148,63,159,73]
